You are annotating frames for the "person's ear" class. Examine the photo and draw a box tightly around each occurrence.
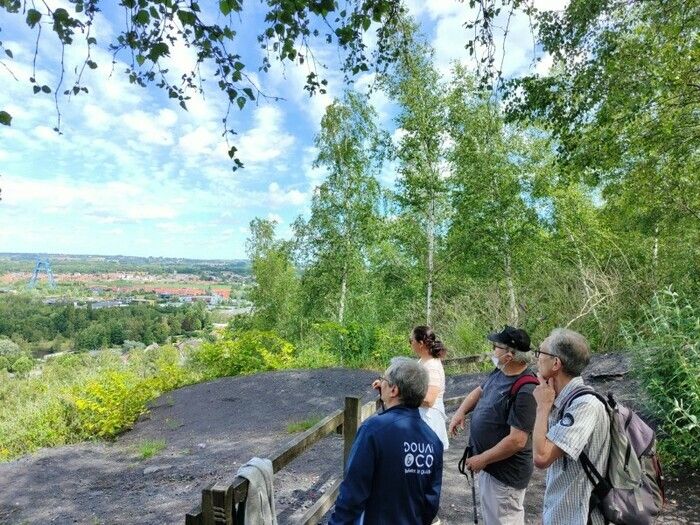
[553,356,562,373]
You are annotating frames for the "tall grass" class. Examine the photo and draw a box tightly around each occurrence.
[624,289,700,470]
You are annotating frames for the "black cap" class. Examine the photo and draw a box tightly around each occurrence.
[487,325,531,353]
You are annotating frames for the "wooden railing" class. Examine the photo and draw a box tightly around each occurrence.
[185,396,378,525]
[185,353,488,525]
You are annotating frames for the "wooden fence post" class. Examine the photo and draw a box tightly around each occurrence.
[343,396,361,472]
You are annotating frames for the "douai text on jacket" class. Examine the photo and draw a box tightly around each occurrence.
[330,405,443,525]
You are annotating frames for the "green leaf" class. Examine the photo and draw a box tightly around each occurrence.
[41,85,51,93]
[243,87,254,100]
[177,10,196,26]
[86,60,97,69]
[87,37,97,45]
[5,49,13,59]
[136,54,146,66]
[26,9,42,28]
[0,111,11,126]
[33,85,41,94]
[148,42,170,62]
[219,0,241,15]
[53,8,69,21]
[219,0,232,16]
[236,96,246,110]
[133,10,150,25]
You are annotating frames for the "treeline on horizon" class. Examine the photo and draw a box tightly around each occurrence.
[0,254,251,277]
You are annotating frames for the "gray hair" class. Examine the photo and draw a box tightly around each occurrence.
[548,328,591,377]
[385,357,428,409]
[509,349,532,365]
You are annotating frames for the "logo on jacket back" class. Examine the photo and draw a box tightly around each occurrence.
[403,441,434,474]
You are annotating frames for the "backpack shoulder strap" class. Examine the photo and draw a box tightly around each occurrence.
[506,373,539,413]
[509,373,540,398]
[558,385,608,420]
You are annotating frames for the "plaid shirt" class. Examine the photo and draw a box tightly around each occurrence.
[543,376,610,525]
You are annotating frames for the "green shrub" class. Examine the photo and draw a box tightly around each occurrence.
[306,321,407,367]
[292,344,340,369]
[191,330,294,378]
[370,326,411,367]
[0,337,34,373]
[0,345,197,460]
[0,338,22,360]
[69,370,157,438]
[625,289,700,470]
[122,340,146,352]
[10,354,34,375]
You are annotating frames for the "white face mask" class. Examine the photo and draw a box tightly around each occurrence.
[491,355,501,368]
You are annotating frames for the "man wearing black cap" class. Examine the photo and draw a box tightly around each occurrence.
[448,326,538,525]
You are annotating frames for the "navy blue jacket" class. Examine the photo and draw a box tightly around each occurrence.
[329,405,443,525]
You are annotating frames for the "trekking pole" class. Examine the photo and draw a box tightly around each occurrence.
[470,469,478,524]
[458,446,478,524]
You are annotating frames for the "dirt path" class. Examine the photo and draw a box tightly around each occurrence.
[0,357,698,524]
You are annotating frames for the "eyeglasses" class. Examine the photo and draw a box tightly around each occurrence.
[376,376,393,386]
[534,349,558,359]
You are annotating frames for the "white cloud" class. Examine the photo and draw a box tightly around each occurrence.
[265,44,340,128]
[237,105,295,164]
[121,110,176,146]
[267,182,307,206]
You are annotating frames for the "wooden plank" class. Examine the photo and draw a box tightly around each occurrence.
[360,399,379,422]
[185,505,203,525]
[230,477,249,509]
[271,408,345,472]
[343,396,361,471]
[300,476,343,525]
[201,484,214,525]
[211,484,228,525]
[203,408,345,511]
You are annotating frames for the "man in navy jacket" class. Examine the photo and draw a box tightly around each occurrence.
[330,357,444,525]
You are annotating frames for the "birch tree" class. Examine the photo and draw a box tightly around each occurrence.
[381,19,450,325]
[295,91,388,324]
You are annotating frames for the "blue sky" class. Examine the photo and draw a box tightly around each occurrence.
[0,1,561,260]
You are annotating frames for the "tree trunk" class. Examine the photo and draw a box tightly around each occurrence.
[426,197,435,325]
[338,261,348,324]
[503,248,518,325]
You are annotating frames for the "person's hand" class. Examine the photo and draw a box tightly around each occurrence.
[449,413,465,437]
[465,453,488,473]
[371,379,381,391]
[533,373,556,409]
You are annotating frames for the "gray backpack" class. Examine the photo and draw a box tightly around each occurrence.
[560,387,666,525]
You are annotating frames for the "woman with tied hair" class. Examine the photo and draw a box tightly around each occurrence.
[373,326,449,449]
[411,325,449,450]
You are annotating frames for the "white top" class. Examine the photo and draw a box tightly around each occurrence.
[418,357,449,450]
